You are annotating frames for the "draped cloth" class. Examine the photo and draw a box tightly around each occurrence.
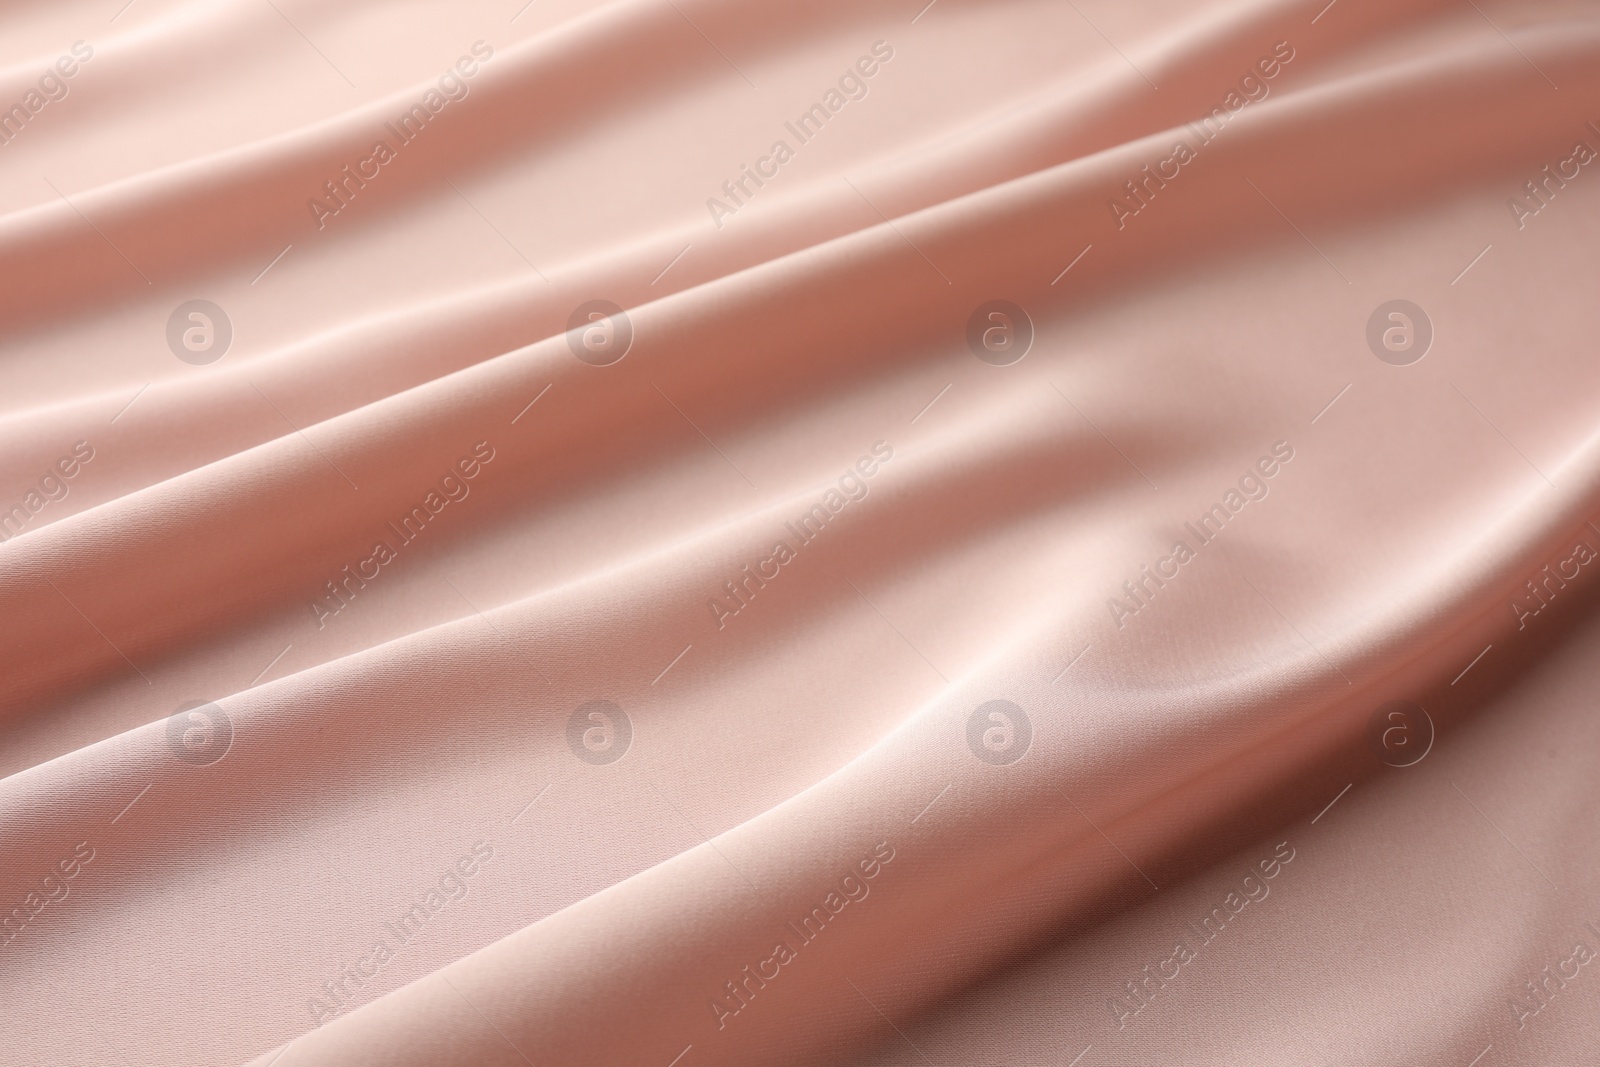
[3,0,1599,1063]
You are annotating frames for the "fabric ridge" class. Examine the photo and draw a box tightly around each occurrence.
[2,1,1599,1064]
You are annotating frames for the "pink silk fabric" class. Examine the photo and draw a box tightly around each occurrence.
[3,0,1600,1064]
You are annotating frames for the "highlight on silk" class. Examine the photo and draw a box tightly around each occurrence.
[1,2,1597,1066]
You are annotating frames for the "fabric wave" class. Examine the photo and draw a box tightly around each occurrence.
[2,1,1599,1065]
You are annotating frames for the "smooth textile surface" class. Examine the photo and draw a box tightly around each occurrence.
[3,1,1599,1064]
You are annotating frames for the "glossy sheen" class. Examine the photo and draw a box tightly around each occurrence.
[1,1,1598,1065]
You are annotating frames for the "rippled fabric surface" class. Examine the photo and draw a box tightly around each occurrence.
[3,1,1600,1064]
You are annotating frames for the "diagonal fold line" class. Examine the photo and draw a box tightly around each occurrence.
[248,381,362,491]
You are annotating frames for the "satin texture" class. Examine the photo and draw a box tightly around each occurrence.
[2,1,1599,1064]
